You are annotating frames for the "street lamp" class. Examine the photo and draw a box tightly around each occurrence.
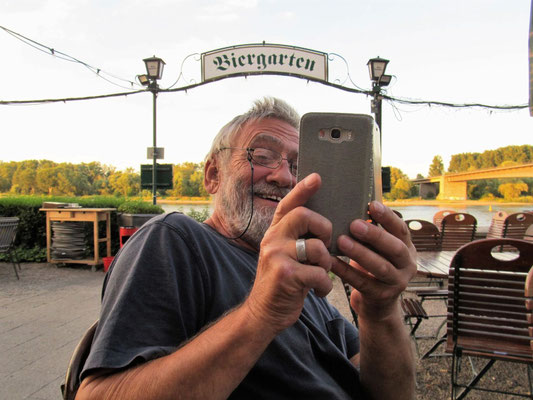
[367,57,392,151]
[140,56,165,205]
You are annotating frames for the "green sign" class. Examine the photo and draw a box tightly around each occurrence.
[140,164,173,189]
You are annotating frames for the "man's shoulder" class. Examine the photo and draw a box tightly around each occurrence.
[143,212,216,241]
[145,212,200,229]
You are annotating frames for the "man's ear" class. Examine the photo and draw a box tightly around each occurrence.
[204,157,220,194]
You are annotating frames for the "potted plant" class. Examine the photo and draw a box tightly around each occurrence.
[117,200,164,228]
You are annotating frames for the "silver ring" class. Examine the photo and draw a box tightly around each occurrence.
[295,238,307,263]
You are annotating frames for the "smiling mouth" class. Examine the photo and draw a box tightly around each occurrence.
[255,193,282,203]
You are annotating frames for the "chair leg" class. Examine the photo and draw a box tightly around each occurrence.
[8,250,19,280]
[421,333,447,359]
[526,364,533,399]
[455,359,495,400]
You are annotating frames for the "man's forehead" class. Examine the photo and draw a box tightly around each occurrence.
[239,118,299,147]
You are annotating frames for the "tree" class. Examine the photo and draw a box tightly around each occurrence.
[0,161,17,192]
[386,167,413,200]
[172,162,206,197]
[498,181,528,200]
[428,155,444,177]
[108,168,140,197]
[11,160,39,194]
[390,178,412,199]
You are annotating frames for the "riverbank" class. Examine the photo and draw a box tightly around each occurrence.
[154,197,532,207]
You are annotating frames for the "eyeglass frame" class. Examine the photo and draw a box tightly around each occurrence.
[218,147,298,177]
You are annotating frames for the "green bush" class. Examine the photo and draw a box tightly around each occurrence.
[185,207,211,222]
[117,200,164,214]
[0,195,138,262]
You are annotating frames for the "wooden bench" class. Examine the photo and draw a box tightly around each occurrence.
[445,238,533,399]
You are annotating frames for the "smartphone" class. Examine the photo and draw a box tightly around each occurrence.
[297,112,382,255]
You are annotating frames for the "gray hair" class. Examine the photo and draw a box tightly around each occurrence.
[205,97,300,165]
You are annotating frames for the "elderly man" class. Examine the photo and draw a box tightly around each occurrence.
[76,97,416,400]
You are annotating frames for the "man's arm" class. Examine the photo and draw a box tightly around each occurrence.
[77,301,278,400]
[332,201,417,400]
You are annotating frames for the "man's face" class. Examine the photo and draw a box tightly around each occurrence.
[217,118,298,248]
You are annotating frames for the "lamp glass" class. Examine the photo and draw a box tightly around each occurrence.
[367,58,389,81]
[143,57,165,80]
[138,74,150,86]
[379,74,392,87]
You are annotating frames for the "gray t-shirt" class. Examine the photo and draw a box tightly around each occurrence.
[82,212,364,399]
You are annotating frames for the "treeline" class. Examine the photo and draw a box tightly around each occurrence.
[0,160,140,196]
[425,145,533,200]
[0,160,209,198]
[427,145,533,177]
[1,144,530,200]
[448,145,533,173]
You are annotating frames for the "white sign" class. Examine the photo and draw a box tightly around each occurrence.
[202,44,328,82]
[147,147,164,159]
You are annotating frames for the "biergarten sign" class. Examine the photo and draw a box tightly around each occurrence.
[201,44,328,82]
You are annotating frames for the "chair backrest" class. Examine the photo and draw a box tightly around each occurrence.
[61,320,98,400]
[485,211,508,239]
[502,212,533,240]
[440,213,477,251]
[525,224,533,243]
[445,239,533,361]
[405,219,441,251]
[432,209,456,231]
[0,217,20,252]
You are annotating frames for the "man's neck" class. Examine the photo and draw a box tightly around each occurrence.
[204,214,258,253]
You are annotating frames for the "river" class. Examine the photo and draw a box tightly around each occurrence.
[160,203,531,228]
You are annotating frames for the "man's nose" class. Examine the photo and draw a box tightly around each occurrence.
[265,159,295,188]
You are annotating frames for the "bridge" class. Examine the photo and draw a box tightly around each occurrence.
[411,163,533,200]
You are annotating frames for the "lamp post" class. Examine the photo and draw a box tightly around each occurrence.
[367,57,392,151]
[139,56,165,205]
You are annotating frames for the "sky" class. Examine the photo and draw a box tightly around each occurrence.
[1,0,531,179]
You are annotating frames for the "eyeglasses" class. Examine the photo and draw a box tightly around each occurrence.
[219,147,298,177]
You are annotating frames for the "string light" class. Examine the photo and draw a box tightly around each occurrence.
[1,25,141,91]
[0,25,528,112]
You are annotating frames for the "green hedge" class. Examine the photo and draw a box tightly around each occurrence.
[0,196,164,263]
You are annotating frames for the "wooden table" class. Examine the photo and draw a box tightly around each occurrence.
[416,249,521,279]
[416,251,455,278]
[40,208,115,268]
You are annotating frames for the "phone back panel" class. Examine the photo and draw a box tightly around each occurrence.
[297,112,382,254]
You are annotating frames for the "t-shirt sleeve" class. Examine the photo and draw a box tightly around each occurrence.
[81,219,208,380]
[329,302,360,358]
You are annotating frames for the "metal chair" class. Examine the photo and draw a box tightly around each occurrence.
[445,238,533,399]
[61,320,98,400]
[440,213,477,251]
[0,217,21,279]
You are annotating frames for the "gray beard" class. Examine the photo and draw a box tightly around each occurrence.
[219,173,290,249]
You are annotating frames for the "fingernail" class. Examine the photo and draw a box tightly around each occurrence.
[338,235,354,251]
[351,220,368,236]
[303,173,319,188]
[372,201,384,216]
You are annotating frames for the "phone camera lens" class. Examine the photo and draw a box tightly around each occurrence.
[331,129,341,139]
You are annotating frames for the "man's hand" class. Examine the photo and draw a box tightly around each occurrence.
[331,201,417,321]
[245,173,334,334]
